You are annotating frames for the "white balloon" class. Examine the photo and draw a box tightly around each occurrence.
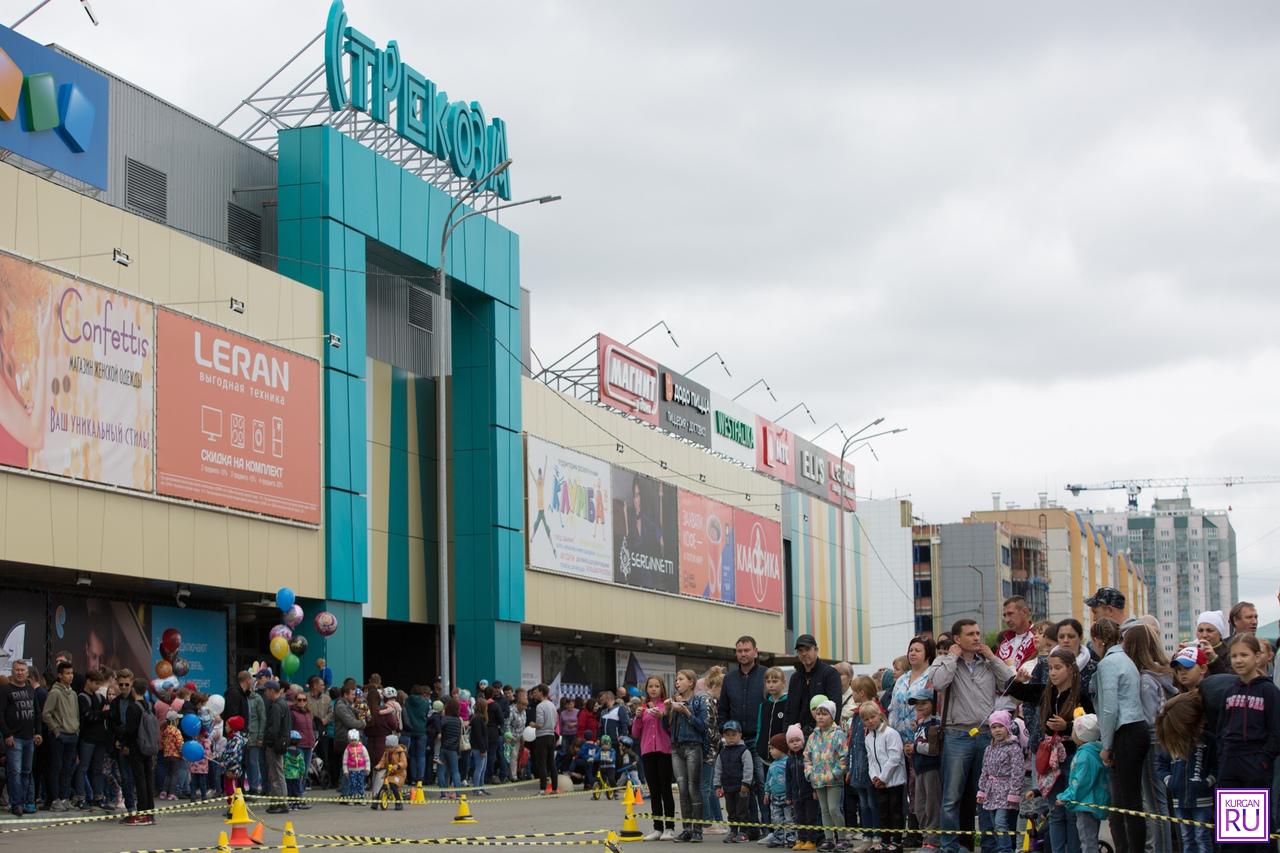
[522,725,537,743]
[206,694,226,717]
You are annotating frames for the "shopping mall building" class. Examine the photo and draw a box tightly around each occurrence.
[0,7,881,696]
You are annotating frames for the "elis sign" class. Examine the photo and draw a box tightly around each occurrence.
[324,1,512,199]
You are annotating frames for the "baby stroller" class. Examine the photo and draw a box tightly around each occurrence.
[1018,795,1112,853]
[309,752,330,789]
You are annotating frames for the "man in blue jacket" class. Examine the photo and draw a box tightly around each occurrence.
[719,636,767,833]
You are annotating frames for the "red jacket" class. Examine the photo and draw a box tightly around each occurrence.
[577,708,599,739]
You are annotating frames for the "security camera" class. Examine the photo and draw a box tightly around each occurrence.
[175,586,191,609]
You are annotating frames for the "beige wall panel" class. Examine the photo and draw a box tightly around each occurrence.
[77,199,125,288]
[13,172,39,258]
[140,501,170,580]
[73,488,107,572]
[3,475,55,565]
[245,522,271,588]
[189,514,229,585]
[265,524,300,592]
[367,529,388,619]
[408,542,427,623]
[299,526,321,595]
[166,506,196,582]
[135,218,172,303]
[0,166,18,250]
[369,443,390,533]
[226,515,251,592]
[36,180,81,273]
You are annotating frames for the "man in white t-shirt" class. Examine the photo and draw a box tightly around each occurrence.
[994,596,1036,670]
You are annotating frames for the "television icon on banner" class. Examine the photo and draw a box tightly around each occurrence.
[200,406,222,442]
[1215,789,1270,844]
[252,419,265,454]
[230,414,245,449]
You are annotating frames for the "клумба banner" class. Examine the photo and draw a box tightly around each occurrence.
[526,435,613,582]
[156,310,321,524]
[0,254,153,490]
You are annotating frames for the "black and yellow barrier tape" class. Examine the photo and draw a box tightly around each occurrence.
[0,798,224,833]
[302,830,611,842]
[1058,799,1280,840]
[109,838,621,852]
[242,786,624,807]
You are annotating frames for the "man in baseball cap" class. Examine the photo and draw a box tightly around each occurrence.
[1084,587,1127,626]
[1171,645,1209,692]
[785,634,842,735]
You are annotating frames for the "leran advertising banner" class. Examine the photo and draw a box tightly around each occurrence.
[677,491,735,603]
[597,334,660,426]
[733,509,783,613]
[0,253,154,490]
[526,435,613,582]
[155,311,321,524]
[611,466,679,593]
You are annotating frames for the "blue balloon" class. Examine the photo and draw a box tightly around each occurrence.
[181,739,205,762]
[180,713,201,738]
[276,587,296,613]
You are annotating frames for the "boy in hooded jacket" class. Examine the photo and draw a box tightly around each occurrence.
[785,725,818,852]
[1059,714,1109,853]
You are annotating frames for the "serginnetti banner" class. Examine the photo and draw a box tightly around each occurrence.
[155,310,321,524]
[611,466,679,593]
[0,253,153,490]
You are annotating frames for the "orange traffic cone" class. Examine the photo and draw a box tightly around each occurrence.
[633,783,644,806]
[224,790,256,848]
[248,822,264,845]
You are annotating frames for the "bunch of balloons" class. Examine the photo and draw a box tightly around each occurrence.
[153,627,188,687]
[268,588,338,677]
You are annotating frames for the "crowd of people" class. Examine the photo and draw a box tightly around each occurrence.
[0,588,1277,852]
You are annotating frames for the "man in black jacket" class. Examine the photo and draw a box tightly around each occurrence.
[785,634,842,734]
[718,635,767,831]
[222,671,252,729]
[262,681,291,814]
[108,669,137,813]
[76,669,112,810]
[121,681,156,826]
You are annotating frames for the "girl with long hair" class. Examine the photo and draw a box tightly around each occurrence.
[1154,692,1214,853]
[1123,625,1177,853]
[668,669,709,842]
[632,675,676,840]
[1215,634,1280,853]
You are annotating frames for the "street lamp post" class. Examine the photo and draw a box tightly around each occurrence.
[831,420,908,650]
[435,158,559,691]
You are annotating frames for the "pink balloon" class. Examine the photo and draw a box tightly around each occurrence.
[269,624,293,641]
[313,610,338,637]
[283,604,304,628]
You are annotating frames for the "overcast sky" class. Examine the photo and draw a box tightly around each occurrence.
[27,1,1280,627]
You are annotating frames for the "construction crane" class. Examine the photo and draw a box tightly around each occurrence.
[1065,476,1280,509]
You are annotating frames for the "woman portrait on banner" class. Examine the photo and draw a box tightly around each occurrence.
[0,279,55,468]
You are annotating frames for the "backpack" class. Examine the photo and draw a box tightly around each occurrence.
[135,700,160,757]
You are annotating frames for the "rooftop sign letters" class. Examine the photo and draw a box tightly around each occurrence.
[592,333,855,511]
[324,0,512,199]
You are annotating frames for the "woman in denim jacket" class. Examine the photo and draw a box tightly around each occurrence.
[668,670,710,842]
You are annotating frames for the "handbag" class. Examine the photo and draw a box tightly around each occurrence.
[460,721,472,752]
[1035,734,1060,776]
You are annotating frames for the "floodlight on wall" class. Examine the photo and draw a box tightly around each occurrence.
[112,248,131,267]
[326,333,342,349]
[230,297,245,314]
[75,572,92,587]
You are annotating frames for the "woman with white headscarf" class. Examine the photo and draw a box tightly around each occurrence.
[1194,611,1233,675]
